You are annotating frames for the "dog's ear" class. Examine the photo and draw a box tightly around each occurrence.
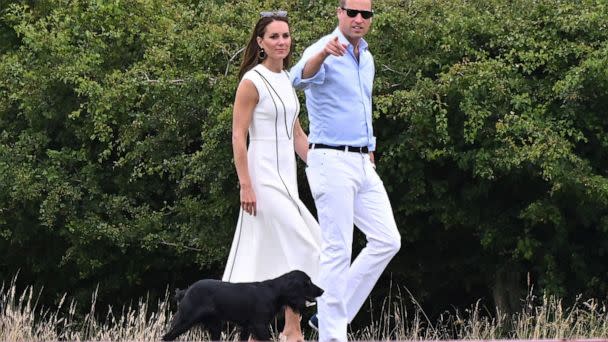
[281,275,308,313]
[174,288,186,303]
[285,294,306,313]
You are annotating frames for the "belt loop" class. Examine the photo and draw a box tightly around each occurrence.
[311,143,315,150]
[343,146,348,153]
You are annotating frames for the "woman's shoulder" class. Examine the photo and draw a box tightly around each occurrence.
[240,66,264,86]
[241,66,256,80]
[240,66,271,99]
[243,64,289,87]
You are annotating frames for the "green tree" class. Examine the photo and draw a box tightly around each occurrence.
[372,0,608,314]
[0,0,252,307]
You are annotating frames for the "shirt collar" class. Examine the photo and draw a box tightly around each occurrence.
[333,26,369,52]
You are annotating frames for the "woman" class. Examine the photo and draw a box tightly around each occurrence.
[222,11,321,342]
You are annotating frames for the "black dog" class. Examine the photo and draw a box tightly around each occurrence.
[162,270,324,341]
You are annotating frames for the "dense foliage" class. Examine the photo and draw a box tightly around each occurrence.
[1,0,607,322]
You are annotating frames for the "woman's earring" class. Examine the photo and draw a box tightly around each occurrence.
[258,48,266,60]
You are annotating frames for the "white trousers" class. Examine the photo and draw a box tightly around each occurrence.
[306,148,401,342]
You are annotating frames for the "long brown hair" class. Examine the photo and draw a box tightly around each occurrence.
[237,16,293,80]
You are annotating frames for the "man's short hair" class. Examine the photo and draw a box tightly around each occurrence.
[339,0,373,8]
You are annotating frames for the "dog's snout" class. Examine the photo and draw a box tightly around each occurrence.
[310,282,324,297]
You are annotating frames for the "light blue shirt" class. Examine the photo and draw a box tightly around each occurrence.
[290,27,376,151]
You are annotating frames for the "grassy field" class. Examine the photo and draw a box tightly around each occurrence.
[1,277,607,341]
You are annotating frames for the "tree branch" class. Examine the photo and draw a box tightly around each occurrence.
[159,239,203,252]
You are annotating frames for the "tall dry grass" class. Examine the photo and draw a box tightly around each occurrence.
[349,285,608,341]
[1,275,607,341]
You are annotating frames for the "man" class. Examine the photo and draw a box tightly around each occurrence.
[290,0,401,341]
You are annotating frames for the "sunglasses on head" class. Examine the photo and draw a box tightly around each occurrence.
[341,7,373,19]
[260,10,288,18]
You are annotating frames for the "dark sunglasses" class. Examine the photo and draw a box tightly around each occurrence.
[340,7,373,19]
[260,10,288,18]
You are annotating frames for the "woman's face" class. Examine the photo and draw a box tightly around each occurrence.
[257,20,291,62]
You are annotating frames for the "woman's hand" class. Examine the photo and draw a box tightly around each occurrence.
[240,184,257,216]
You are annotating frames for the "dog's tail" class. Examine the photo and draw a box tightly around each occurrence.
[174,288,186,303]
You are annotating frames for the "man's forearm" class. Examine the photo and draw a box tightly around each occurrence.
[301,50,328,79]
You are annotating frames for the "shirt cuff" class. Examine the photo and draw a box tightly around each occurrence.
[293,65,326,89]
[369,136,377,151]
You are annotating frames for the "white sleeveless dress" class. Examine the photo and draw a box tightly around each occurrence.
[222,64,321,283]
